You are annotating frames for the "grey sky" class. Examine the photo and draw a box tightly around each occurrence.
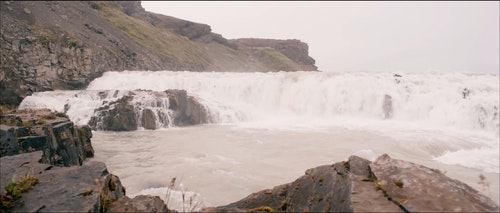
[141,1,499,74]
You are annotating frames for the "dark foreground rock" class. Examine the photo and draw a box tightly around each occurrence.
[0,151,171,212]
[106,195,171,212]
[0,151,112,212]
[88,89,210,131]
[0,109,93,166]
[0,109,171,212]
[204,154,499,213]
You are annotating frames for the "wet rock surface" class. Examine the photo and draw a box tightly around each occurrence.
[88,90,210,131]
[88,95,138,131]
[166,89,210,126]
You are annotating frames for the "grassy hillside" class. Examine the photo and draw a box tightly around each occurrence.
[94,2,212,70]
[0,1,317,106]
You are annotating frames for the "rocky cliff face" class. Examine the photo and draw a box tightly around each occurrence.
[231,38,317,71]
[0,109,93,166]
[0,1,318,106]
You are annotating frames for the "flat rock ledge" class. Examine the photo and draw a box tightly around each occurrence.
[203,154,499,213]
[0,151,172,212]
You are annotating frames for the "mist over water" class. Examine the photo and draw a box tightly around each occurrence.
[18,71,500,209]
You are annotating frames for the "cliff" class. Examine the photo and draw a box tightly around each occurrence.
[0,1,318,106]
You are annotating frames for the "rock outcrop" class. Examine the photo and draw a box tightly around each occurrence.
[0,1,318,106]
[87,89,210,131]
[0,109,172,212]
[204,154,499,213]
[88,95,138,131]
[166,89,211,126]
[0,151,171,212]
[106,195,172,213]
[0,109,93,166]
[231,38,317,71]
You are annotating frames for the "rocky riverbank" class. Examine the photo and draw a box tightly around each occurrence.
[1,109,498,212]
[0,109,172,212]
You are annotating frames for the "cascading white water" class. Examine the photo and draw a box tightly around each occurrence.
[18,90,177,130]
[17,71,500,170]
[83,71,499,134]
[129,91,175,129]
[17,70,500,210]
[19,71,499,134]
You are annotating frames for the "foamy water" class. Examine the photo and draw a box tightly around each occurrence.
[86,71,499,133]
[18,71,500,210]
[89,124,499,210]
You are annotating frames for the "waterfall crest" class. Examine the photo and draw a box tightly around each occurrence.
[19,71,499,134]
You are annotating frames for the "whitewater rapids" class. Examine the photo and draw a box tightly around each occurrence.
[18,71,500,210]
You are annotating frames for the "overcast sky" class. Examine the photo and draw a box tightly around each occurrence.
[141,1,499,74]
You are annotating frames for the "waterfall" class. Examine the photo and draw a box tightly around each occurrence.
[19,71,499,134]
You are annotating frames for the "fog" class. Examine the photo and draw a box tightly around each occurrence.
[141,1,499,74]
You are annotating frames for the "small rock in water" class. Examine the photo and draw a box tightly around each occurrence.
[382,94,393,119]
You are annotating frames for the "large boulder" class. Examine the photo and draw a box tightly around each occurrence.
[106,195,173,213]
[166,89,210,126]
[141,109,157,130]
[89,95,138,131]
[42,120,93,166]
[0,125,19,156]
[88,90,210,131]
[370,154,498,212]
[204,154,499,212]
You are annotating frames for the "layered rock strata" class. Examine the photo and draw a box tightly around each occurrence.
[0,109,93,166]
